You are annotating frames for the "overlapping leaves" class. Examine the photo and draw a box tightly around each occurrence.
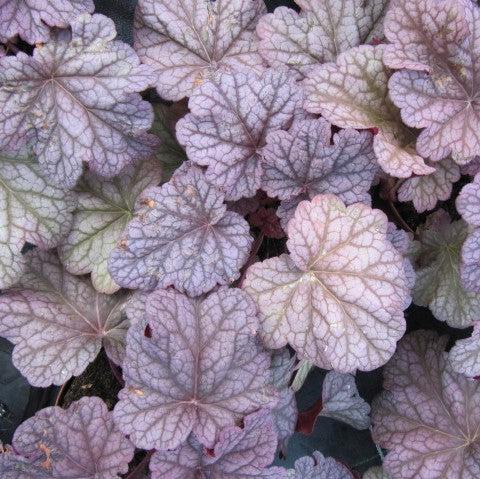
[109,164,252,296]
[289,451,353,479]
[0,250,128,386]
[0,13,157,188]
[113,287,278,450]
[244,194,410,372]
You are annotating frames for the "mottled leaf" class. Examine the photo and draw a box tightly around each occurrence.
[304,45,434,178]
[372,330,480,479]
[257,0,388,75]
[108,164,252,296]
[457,175,480,292]
[151,102,188,181]
[0,14,157,188]
[262,118,377,228]
[398,157,460,212]
[363,466,390,479]
[289,451,353,479]
[0,151,75,289]
[413,210,480,328]
[0,397,134,478]
[59,158,162,294]
[243,194,410,373]
[0,250,128,387]
[384,0,480,162]
[149,410,288,479]
[0,0,94,44]
[320,371,371,430]
[176,69,302,200]
[113,287,278,450]
[449,322,480,377]
[134,0,266,101]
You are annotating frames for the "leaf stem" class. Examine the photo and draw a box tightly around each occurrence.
[125,450,154,479]
[107,355,125,387]
[388,199,415,236]
[291,359,314,392]
[237,231,265,288]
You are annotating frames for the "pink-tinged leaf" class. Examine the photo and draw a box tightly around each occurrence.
[363,466,390,479]
[449,322,480,377]
[457,175,480,227]
[0,151,75,289]
[462,156,480,176]
[413,210,480,328]
[176,69,303,200]
[320,371,371,430]
[108,165,252,296]
[133,0,266,101]
[262,118,378,228]
[0,14,157,189]
[372,330,480,479]
[384,0,480,162]
[257,0,388,75]
[59,158,163,294]
[149,409,288,479]
[304,45,434,178]
[290,451,354,478]
[243,194,410,373]
[113,287,278,450]
[269,349,297,452]
[0,397,134,478]
[398,157,460,212]
[0,250,128,387]
[0,0,94,44]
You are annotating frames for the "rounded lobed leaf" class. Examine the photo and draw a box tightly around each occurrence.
[149,409,288,479]
[0,0,94,44]
[113,287,278,450]
[257,0,388,75]
[398,157,460,213]
[0,13,158,189]
[384,0,480,162]
[0,151,75,289]
[0,250,128,387]
[59,158,162,294]
[412,210,480,328]
[176,69,303,200]
[244,194,410,373]
[108,164,253,296]
[303,45,434,178]
[372,330,480,479]
[449,322,480,377]
[0,397,134,478]
[134,0,266,101]
[290,451,353,479]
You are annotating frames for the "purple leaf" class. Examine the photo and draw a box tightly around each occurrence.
[372,330,480,479]
[413,210,480,328]
[304,45,434,178]
[0,0,94,44]
[0,250,128,387]
[398,158,460,213]
[59,158,163,294]
[320,371,370,430]
[449,321,480,377]
[384,0,480,163]
[456,176,480,292]
[257,0,388,75]
[0,397,134,478]
[176,69,303,200]
[149,409,288,479]
[113,287,278,450]
[262,118,378,228]
[0,151,75,289]
[133,0,266,101]
[290,451,353,479]
[0,14,157,189]
[243,194,410,373]
[108,164,253,296]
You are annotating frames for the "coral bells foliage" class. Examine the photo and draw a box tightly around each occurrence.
[1,0,480,478]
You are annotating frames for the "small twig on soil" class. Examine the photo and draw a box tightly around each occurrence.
[107,355,125,387]
[125,450,154,479]
[237,231,265,288]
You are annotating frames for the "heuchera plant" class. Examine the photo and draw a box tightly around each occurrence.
[0,0,479,478]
